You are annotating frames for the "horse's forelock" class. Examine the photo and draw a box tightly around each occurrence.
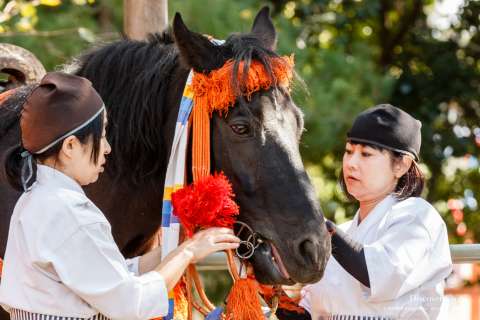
[223,34,283,96]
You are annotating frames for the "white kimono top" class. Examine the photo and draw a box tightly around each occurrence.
[0,165,169,320]
[300,195,452,320]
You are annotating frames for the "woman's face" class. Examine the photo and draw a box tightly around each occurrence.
[61,114,111,186]
[342,142,397,202]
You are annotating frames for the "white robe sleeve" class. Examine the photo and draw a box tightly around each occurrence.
[363,206,450,302]
[51,222,168,320]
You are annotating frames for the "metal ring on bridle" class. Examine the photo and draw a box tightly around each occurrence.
[234,221,262,260]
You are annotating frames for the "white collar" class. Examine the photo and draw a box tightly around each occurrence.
[36,164,85,194]
[348,195,398,237]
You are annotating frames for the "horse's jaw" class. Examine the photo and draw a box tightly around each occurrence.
[247,234,330,285]
[249,242,296,285]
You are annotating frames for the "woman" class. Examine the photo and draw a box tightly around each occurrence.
[0,72,240,320]
[278,104,452,320]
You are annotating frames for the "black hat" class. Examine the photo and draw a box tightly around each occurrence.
[347,104,421,161]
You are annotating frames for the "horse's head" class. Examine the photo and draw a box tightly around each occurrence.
[173,7,331,285]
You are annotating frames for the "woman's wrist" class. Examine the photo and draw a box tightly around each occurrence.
[179,240,196,263]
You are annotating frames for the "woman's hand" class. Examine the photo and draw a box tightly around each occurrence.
[182,227,240,263]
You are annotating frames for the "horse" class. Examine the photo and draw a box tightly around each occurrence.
[0,7,330,318]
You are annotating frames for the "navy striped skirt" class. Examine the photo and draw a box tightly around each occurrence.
[10,309,111,320]
[323,316,392,320]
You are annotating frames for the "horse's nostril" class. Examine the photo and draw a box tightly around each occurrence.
[298,238,319,265]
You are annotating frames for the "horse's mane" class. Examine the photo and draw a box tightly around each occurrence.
[0,85,35,139]
[74,28,284,185]
[75,30,180,185]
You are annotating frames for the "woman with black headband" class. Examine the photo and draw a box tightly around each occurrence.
[278,105,452,320]
[0,72,240,320]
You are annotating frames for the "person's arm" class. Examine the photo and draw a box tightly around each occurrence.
[155,227,239,291]
[51,223,239,320]
[137,246,162,274]
[133,228,240,290]
[325,220,370,288]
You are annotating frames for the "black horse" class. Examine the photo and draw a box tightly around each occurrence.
[0,7,330,318]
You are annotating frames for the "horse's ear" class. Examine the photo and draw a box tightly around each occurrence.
[173,13,223,73]
[251,6,277,51]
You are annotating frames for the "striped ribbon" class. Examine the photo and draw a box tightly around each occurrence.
[160,38,225,320]
[160,70,195,320]
[323,315,392,320]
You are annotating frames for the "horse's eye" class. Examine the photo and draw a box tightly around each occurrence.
[230,123,250,136]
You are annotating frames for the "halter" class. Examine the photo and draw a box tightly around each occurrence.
[234,221,262,260]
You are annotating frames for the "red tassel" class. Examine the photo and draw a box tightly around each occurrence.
[171,173,239,237]
[225,278,264,320]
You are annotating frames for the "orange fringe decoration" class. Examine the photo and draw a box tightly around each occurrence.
[191,55,294,183]
[225,278,264,320]
[0,258,3,278]
[258,285,306,314]
[191,56,294,115]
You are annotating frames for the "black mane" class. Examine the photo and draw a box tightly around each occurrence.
[0,85,35,139]
[74,28,285,185]
[75,30,181,185]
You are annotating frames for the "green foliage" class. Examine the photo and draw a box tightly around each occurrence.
[2,0,480,246]
[0,0,123,70]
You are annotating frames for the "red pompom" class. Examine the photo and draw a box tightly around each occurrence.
[171,173,239,237]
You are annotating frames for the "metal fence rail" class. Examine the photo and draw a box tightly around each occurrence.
[196,244,480,270]
[450,244,480,263]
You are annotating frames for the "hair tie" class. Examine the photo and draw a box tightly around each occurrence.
[20,148,34,192]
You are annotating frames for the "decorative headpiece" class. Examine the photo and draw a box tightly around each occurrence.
[191,55,294,182]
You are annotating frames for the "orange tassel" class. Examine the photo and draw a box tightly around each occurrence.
[0,258,3,278]
[225,278,264,320]
[173,282,189,319]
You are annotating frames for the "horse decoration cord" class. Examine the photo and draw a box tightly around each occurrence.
[159,39,298,319]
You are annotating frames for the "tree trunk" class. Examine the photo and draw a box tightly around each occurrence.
[124,0,168,40]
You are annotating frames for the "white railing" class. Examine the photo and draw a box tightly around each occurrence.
[450,244,480,263]
[196,244,480,270]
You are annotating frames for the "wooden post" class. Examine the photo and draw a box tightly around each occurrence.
[124,0,168,40]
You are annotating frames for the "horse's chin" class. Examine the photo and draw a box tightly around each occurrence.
[249,242,296,285]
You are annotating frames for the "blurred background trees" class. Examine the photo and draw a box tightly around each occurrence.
[1,0,479,242]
